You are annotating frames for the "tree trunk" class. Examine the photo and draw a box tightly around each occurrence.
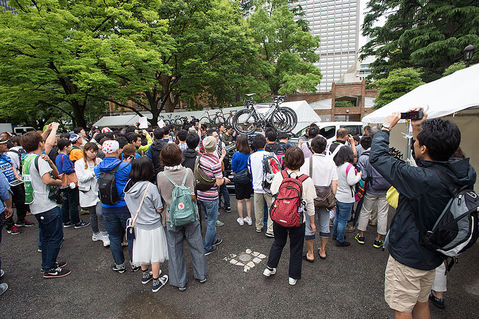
[71,101,87,128]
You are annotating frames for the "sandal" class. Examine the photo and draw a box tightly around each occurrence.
[302,254,315,263]
[318,248,327,260]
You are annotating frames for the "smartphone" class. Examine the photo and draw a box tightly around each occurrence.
[400,110,423,120]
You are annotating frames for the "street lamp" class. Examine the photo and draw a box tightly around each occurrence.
[464,44,475,67]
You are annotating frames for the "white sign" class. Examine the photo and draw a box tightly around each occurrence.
[138,117,148,129]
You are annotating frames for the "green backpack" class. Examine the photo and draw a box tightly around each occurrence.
[22,154,39,204]
[162,170,197,227]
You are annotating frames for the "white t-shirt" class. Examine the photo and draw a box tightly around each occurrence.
[29,156,57,214]
[248,150,272,193]
[300,154,338,187]
[335,162,362,203]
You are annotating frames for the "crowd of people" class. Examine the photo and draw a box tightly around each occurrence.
[0,109,476,319]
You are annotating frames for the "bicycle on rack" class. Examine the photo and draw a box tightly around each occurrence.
[232,94,297,134]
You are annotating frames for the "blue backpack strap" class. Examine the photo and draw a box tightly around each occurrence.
[181,169,189,187]
[162,171,179,187]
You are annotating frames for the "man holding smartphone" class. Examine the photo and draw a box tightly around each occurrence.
[370,108,476,319]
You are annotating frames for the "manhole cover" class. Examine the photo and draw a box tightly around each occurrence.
[238,253,252,262]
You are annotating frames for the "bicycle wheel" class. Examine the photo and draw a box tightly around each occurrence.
[270,107,297,133]
[232,109,258,135]
[214,115,226,127]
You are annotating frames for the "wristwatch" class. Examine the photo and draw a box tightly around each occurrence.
[381,123,391,131]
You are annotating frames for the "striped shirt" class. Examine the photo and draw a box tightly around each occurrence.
[196,153,223,201]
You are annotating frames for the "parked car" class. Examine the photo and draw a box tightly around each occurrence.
[295,121,364,142]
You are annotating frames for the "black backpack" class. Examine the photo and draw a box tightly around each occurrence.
[413,166,479,271]
[98,162,122,205]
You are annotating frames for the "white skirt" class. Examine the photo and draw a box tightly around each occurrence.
[132,226,169,265]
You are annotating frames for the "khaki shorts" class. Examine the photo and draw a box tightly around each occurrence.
[384,255,436,313]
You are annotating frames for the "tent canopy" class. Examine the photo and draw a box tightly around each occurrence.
[362,63,479,123]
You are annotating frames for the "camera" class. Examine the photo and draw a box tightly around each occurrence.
[400,110,424,120]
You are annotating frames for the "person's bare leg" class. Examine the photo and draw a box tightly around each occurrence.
[151,262,161,279]
[412,301,430,319]
[245,198,252,218]
[319,237,328,258]
[431,290,443,299]
[305,239,314,261]
[237,199,244,219]
[376,234,383,241]
[141,264,148,272]
[394,311,412,319]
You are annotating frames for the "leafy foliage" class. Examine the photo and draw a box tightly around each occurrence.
[362,1,479,82]
[372,68,424,108]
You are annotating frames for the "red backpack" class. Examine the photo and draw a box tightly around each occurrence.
[270,171,308,227]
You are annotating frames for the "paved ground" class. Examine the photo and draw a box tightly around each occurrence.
[1,199,479,319]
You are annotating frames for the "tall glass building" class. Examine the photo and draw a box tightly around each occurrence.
[294,0,360,92]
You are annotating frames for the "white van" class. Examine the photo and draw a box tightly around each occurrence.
[296,121,364,142]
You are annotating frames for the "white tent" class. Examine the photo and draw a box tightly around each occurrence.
[362,63,479,123]
[362,64,479,191]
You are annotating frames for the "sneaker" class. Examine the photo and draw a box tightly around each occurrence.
[112,264,126,274]
[288,277,297,286]
[37,248,42,253]
[265,232,274,238]
[43,267,71,279]
[237,217,244,226]
[92,232,102,242]
[63,222,73,228]
[429,292,445,309]
[152,275,168,293]
[355,233,365,245]
[74,221,90,229]
[7,226,20,235]
[101,234,110,247]
[212,238,223,247]
[216,220,224,227]
[244,217,252,225]
[141,271,153,284]
[199,277,207,284]
[0,269,4,278]
[15,219,35,227]
[41,261,67,273]
[373,239,384,249]
[263,267,276,277]
[0,283,8,296]
[255,228,262,233]
[178,286,187,292]
[336,241,351,247]
[225,207,232,213]
[204,246,217,256]
[131,265,141,272]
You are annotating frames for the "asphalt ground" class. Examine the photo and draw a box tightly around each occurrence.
[1,199,479,319]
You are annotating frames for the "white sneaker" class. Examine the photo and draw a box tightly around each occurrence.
[263,267,276,277]
[244,217,252,225]
[237,217,244,226]
[102,234,110,247]
[92,233,102,242]
[288,277,297,286]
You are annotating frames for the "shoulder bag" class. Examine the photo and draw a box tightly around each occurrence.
[126,183,150,240]
[310,156,337,210]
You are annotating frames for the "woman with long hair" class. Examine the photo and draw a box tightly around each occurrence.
[124,157,169,293]
[75,142,109,246]
[231,135,253,226]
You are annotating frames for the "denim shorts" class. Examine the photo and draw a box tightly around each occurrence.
[304,208,331,240]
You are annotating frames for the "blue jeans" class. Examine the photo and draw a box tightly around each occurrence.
[103,206,133,266]
[333,201,354,243]
[61,187,80,225]
[198,200,218,252]
[219,184,230,209]
[35,207,64,270]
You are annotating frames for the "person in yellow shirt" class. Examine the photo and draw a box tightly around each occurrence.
[127,130,153,156]
[69,133,84,163]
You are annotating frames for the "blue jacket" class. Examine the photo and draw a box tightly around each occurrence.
[0,173,11,214]
[231,152,250,173]
[94,157,131,208]
[370,130,476,270]
[55,153,75,175]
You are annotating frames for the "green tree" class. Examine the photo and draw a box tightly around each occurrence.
[372,68,424,108]
[0,0,166,128]
[247,1,322,96]
[362,1,479,82]
[442,61,466,76]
